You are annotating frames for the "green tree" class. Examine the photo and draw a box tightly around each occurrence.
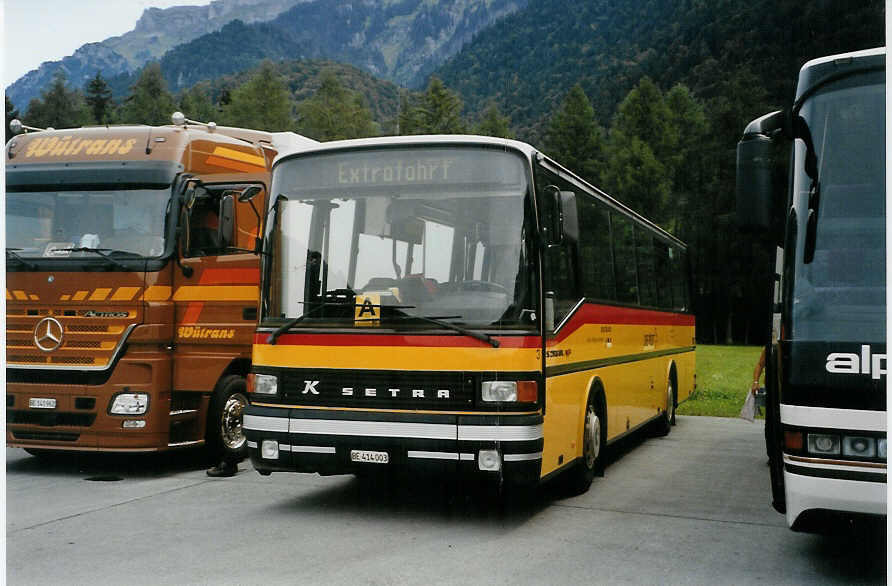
[611,77,679,173]
[544,84,603,184]
[297,70,378,140]
[222,60,293,131]
[177,83,217,124]
[397,90,422,135]
[475,101,513,139]
[85,72,113,125]
[25,70,90,129]
[121,62,176,125]
[416,77,465,134]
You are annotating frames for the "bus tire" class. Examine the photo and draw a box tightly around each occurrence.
[206,375,249,464]
[566,391,606,495]
[654,376,676,437]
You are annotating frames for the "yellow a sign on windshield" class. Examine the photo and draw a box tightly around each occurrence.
[354,294,381,326]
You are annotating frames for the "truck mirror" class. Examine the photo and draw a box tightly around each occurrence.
[218,194,236,249]
[238,185,263,203]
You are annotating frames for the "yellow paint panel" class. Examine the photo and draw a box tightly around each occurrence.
[173,285,259,302]
[29,295,39,301]
[254,344,540,373]
[89,288,112,301]
[60,294,71,301]
[13,290,28,300]
[212,146,266,167]
[111,287,140,301]
[142,286,172,301]
[72,290,89,301]
[6,290,12,300]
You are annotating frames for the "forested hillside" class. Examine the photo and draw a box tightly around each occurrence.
[437,0,885,141]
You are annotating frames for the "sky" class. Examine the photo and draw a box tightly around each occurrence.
[3,0,211,87]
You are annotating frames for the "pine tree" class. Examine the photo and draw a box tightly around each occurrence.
[397,90,421,135]
[475,101,513,139]
[85,72,113,125]
[297,69,378,140]
[121,63,176,125]
[417,77,465,134]
[544,84,603,184]
[222,60,293,131]
[177,84,218,124]
[24,70,90,130]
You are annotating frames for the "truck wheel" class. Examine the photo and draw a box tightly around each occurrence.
[207,375,248,463]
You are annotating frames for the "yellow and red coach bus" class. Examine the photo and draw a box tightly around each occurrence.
[244,135,694,493]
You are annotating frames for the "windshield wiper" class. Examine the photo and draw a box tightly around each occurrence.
[55,247,132,270]
[390,314,500,348]
[6,248,38,270]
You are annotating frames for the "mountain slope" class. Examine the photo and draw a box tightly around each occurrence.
[158,0,528,92]
[5,0,305,108]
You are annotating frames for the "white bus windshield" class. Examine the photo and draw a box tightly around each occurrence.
[264,146,537,329]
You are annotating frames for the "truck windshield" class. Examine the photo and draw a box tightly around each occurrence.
[263,146,537,330]
[791,71,885,342]
[6,188,170,259]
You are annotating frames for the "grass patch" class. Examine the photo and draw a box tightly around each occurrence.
[677,344,763,418]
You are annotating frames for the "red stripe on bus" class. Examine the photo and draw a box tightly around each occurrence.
[551,303,694,343]
[254,332,541,348]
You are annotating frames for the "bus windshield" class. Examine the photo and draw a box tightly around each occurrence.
[6,187,170,259]
[263,146,538,330]
[791,72,886,342]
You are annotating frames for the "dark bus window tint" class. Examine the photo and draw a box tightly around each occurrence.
[612,213,638,304]
[635,227,656,307]
[654,239,673,309]
[577,196,616,301]
[535,164,580,325]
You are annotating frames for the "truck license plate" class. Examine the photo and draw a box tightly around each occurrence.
[29,398,57,409]
[350,450,389,464]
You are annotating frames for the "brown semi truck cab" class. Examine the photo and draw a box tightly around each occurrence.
[5,119,316,458]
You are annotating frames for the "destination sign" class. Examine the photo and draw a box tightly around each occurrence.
[274,146,528,193]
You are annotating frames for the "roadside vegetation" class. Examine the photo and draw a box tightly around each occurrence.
[678,345,763,418]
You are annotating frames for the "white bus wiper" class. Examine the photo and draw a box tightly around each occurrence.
[56,247,132,270]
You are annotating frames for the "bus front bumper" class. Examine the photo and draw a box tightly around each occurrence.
[783,457,886,530]
[244,406,543,485]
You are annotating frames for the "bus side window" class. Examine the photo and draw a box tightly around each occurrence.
[612,213,638,304]
[576,194,616,302]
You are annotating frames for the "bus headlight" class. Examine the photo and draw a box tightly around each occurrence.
[807,433,840,455]
[842,436,876,458]
[109,393,149,415]
[878,438,887,459]
[481,381,537,402]
[253,374,278,395]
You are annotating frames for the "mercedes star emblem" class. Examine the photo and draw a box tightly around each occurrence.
[33,317,64,352]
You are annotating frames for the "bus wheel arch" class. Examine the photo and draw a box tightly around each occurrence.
[566,380,607,494]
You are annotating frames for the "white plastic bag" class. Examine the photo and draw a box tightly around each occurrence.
[739,390,756,422]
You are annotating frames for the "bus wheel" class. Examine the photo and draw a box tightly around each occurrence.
[566,394,605,494]
[654,377,676,437]
[207,375,249,463]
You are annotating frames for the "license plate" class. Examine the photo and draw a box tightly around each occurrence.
[350,449,389,464]
[29,398,57,409]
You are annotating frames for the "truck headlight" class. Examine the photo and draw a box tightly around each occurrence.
[109,392,149,415]
[253,373,278,395]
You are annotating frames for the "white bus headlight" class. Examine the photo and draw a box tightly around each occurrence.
[481,381,536,402]
[109,393,149,415]
[878,438,886,459]
[482,381,517,402]
[842,436,876,458]
[807,433,840,455]
[253,374,278,395]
